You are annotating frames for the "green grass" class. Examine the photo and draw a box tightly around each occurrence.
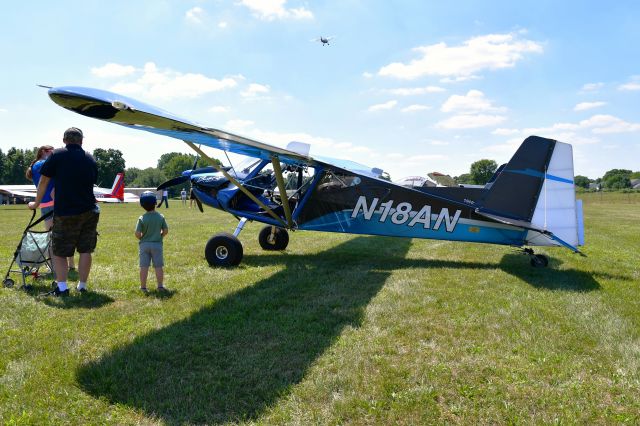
[0,194,639,424]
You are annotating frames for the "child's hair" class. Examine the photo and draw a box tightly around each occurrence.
[139,191,157,211]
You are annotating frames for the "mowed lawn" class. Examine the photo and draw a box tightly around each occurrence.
[0,193,639,424]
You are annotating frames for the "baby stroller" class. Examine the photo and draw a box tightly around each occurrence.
[3,209,56,291]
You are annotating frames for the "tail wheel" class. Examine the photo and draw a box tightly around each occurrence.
[258,226,289,251]
[205,233,243,267]
[530,254,549,268]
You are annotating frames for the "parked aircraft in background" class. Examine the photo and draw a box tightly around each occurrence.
[47,86,585,268]
[1,172,139,203]
[94,172,139,203]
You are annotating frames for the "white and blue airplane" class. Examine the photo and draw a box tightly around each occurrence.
[47,86,585,267]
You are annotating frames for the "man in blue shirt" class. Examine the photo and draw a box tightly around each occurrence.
[29,127,99,296]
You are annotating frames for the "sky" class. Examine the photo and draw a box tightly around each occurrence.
[1,0,639,181]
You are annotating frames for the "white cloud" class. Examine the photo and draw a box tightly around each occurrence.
[580,82,604,92]
[619,82,640,91]
[441,90,505,113]
[574,101,606,111]
[209,106,229,113]
[387,86,445,96]
[218,21,228,29]
[109,62,239,100]
[436,114,506,129]
[185,7,205,24]
[378,32,542,80]
[225,119,255,131]
[367,100,397,112]
[401,104,430,113]
[429,140,449,146]
[241,83,270,98]
[91,63,136,78]
[580,114,640,134]
[239,0,313,21]
[362,72,374,78]
[0,108,7,113]
[492,128,520,136]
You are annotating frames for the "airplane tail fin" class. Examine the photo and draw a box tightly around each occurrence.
[477,136,584,250]
[110,172,125,201]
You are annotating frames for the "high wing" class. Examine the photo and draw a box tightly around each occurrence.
[0,186,37,198]
[47,87,384,179]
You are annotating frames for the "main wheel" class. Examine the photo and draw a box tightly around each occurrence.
[3,278,15,288]
[205,233,243,267]
[258,226,289,251]
[530,254,549,268]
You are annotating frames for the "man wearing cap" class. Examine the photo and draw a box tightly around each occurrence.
[29,127,99,296]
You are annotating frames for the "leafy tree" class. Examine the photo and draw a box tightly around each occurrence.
[574,175,591,189]
[163,155,198,180]
[124,167,141,186]
[469,159,497,185]
[3,148,35,184]
[630,171,640,180]
[131,168,166,188]
[0,149,6,184]
[93,148,126,187]
[455,173,473,185]
[604,174,631,190]
[602,169,632,189]
[157,153,183,171]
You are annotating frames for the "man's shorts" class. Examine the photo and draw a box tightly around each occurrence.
[139,242,164,268]
[51,210,99,257]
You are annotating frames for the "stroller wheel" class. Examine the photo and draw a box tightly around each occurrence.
[22,284,33,292]
[3,278,15,288]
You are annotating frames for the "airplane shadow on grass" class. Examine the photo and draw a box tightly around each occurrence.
[76,236,412,424]
[76,238,600,424]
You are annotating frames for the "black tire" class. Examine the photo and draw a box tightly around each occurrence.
[205,233,243,267]
[258,226,289,251]
[3,278,15,288]
[530,254,549,268]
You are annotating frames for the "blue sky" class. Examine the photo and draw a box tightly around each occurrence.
[1,0,638,180]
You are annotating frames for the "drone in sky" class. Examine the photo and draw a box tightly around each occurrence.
[313,36,334,46]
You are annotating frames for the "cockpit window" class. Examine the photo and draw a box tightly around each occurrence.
[317,170,361,192]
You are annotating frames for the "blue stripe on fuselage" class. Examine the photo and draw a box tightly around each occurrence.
[298,210,527,246]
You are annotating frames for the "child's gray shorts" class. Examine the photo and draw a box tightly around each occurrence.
[139,242,164,267]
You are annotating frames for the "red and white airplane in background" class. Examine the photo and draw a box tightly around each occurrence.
[0,172,140,203]
[93,172,140,203]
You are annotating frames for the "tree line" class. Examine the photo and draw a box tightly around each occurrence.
[454,159,640,190]
[0,147,220,196]
[1,146,636,191]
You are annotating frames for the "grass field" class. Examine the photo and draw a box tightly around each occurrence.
[0,193,639,424]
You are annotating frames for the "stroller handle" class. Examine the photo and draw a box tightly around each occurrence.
[27,209,53,230]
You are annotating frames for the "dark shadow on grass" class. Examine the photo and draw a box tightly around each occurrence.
[76,236,412,424]
[245,248,602,293]
[13,280,115,309]
[499,253,600,291]
[38,289,115,309]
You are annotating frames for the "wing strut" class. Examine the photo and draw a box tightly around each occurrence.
[271,157,294,228]
[184,141,287,227]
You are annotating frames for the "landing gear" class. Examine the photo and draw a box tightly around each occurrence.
[523,248,549,268]
[258,226,289,251]
[205,233,243,266]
